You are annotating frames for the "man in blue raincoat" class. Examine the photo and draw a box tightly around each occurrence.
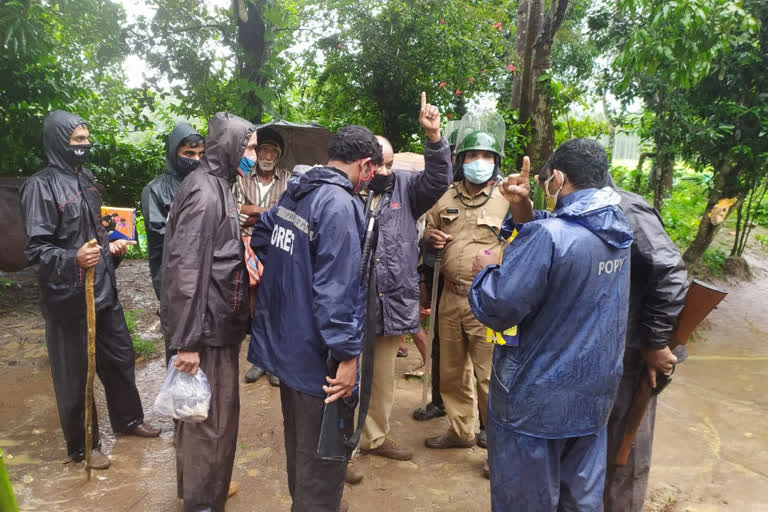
[469,139,633,510]
[248,125,382,512]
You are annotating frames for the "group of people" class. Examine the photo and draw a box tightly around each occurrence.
[19,92,688,512]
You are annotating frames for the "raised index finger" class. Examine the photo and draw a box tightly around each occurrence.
[520,156,530,180]
[420,91,426,112]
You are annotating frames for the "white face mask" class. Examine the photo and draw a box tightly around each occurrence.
[544,169,564,209]
[259,160,276,171]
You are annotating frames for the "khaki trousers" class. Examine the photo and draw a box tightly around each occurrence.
[360,335,402,450]
[438,289,493,442]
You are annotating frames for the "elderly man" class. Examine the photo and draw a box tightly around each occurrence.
[234,127,289,387]
[161,112,256,511]
[20,110,160,470]
[141,123,204,303]
[347,94,451,483]
[470,139,633,510]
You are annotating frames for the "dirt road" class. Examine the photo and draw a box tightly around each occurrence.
[1,255,767,511]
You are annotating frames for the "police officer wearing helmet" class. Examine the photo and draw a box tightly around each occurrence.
[422,126,508,478]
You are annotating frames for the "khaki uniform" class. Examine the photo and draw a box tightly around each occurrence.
[425,181,508,441]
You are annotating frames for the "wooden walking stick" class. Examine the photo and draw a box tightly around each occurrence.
[84,239,98,480]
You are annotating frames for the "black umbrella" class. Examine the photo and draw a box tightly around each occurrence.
[256,120,333,173]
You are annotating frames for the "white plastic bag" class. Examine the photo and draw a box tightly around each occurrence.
[153,355,211,423]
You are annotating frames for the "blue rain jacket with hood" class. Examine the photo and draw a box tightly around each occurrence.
[248,166,366,398]
[469,186,633,438]
[141,122,202,299]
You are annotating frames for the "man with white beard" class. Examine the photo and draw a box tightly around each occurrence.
[232,127,290,387]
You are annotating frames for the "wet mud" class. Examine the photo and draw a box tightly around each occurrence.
[1,246,767,511]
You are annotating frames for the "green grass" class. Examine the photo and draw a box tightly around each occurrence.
[755,233,768,250]
[124,308,158,358]
[701,248,727,276]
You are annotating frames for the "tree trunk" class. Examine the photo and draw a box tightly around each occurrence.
[652,149,674,212]
[236,0,268,121]
[683,159,738,265]
[513,0,569,168]
[508,0,531,111]
[633,152,655,193]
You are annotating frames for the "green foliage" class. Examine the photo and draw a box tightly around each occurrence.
[89,136,165,207]
[554,114,610,148]
[701,248,727,275]
[298,0,510,150]
[0,0,162,177]
[610,165,634,190]
[755,201,768,227]
[659,175,710,249]
[124,212,149,260]
[124,309,158,358]
[754,233,768,249]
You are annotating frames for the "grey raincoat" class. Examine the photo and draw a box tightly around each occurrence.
[141,123,202,299]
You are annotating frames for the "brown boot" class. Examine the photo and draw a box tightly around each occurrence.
[424,431,475,449]
[86,449,111,470]
[362,438,413,461]
[123,422,161,438]
[345,458,364,484]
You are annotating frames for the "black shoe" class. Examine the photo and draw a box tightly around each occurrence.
[245,365,266,383]
[412,402,446,421]
[476,428,487,449]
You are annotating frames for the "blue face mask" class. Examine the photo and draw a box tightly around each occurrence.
[463,159,495,184]
[238,156,256,177]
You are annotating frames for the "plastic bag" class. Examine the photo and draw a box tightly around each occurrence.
[153,356,211,423]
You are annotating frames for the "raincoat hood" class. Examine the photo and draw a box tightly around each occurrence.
[165,122,201,177]
[43,110,88,172]
[554,187,633,249]
[286,165,354,201]
[199,112,256,181]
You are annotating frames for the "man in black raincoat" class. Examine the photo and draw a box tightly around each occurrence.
[20,110,160,470]
[161,112,254,512]
[141,123,204,303]
[602,178,688,511]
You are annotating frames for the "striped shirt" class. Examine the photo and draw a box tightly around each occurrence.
[232,167,290,236]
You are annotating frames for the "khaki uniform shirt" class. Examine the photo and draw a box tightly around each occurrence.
[425,181,509,288]
[232,167,290,236]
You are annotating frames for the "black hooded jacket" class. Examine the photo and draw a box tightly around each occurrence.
[160,113,253,352]
[617,189,689,351]
[141,123,201,299]
[20,110,117,316]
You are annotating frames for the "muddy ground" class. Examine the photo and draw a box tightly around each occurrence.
[1,231,767,511]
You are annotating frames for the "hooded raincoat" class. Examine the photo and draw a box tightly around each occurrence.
[604,189,688,512]
[20,110,144,459]
[141,123,201,299]
[160,112,253,512]
[469,187,633,510]
[248,166,366,397]
[160,114,251,353]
